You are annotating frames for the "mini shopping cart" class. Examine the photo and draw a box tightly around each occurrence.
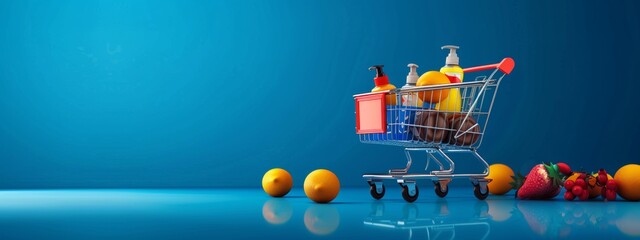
[354,58,515,202]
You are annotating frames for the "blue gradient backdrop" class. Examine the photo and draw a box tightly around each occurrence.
[0,0,638,188]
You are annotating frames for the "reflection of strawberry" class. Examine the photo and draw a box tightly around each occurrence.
[514,163,563,200]
[518,203,549,235]
[517,202,563,237]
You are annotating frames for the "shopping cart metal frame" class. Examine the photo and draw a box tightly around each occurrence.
[354,58,515,202]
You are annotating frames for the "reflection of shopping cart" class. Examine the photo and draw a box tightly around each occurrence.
[364,219,490,240]
[363,202,491,240]
[354,58,515,202]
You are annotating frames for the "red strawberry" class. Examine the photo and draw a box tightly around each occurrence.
[516,163,563,200]
[544,187,561,199]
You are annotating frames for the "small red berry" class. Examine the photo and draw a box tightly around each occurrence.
[564,180,575,190]
[601,187,608,199]
[579,190,589,201]
[579,173,587,180]
[597,175,608,186]
[597,169,608,185]
[564,191,575,201]
[572,185,583,196]
[557,162,572,176]
[605,189,617,201]
[606,179,617,190]
[575,179,586,188]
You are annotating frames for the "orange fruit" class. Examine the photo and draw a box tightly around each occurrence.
[486,164,515,195]
[416,71,451,103]
[262,168,293,197]
[304,169,340,203]
[614,164,640,201]
[588,172,612,199]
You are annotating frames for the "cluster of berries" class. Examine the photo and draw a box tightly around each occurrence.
[563,173,589,201]
[563,169,617,201]
[595,169,617,201]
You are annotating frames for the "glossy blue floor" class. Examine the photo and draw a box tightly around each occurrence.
[0,188,637,239]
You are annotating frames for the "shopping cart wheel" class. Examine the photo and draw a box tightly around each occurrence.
[368,182,385,200]
[473,185,489,200]
[434,182,448,198]
[401,184,419,203]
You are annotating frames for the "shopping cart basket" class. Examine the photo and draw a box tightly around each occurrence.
[354,58,515,202]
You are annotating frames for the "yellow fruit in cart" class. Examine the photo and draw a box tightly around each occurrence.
[416,71,450,103]
[614,164,640,201]
[486,164,515,195]
[262,168,293,197]
[304,169,340,203]
[588,172,612,198]
[435,88,462,113]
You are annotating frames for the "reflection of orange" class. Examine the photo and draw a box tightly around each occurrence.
[616,206,640,236]
[304,205,340,235]
[486,164,514,195]
[261,199,292,225]
[614,164,640,201]
[486,200,513,222]
[262,168,293,197]
[304,169,340,203]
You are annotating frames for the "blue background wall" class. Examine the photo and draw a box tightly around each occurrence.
[0,0,638,188]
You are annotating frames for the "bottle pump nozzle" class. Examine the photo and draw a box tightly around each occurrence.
[369,65,385,77]
[405,63,419,87]
[369,65,389,86]
[441,45,460,65]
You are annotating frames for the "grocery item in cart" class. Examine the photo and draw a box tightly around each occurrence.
[369,65,397,105]
[416,71,450,104]
[411,111,447,142]
[446,114,481,146]
[391,105,416,141]
[436,45,463,113]
[401,63,423,107]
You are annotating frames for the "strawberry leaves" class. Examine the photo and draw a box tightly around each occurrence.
[511,172,526,190]
[544,162,563,188]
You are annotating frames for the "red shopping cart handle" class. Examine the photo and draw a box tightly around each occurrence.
[463,57,515,75]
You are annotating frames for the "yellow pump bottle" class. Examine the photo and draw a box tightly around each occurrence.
[369,65,397,105]
[436,45,464,113]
